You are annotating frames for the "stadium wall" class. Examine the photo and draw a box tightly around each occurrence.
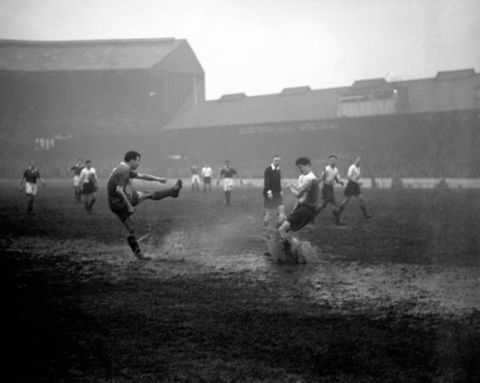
[0,69,203,135]
[161,109,479,179]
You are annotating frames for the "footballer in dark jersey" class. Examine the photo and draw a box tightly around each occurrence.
[107,151,183,260]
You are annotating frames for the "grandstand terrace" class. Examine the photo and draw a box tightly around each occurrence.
[0,38,204,177]
[163,69,480,179]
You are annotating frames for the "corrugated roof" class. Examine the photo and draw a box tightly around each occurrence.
[435,68,476,81]
[164,69,479,130]
[0,38,185,71]
[164,87,345,130]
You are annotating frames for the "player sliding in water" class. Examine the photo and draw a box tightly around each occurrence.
[275,157,319,264]
[107,150,182,260]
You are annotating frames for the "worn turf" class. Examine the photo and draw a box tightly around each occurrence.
[1,181,479,382]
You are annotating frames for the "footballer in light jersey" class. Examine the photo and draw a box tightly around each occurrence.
[70,159,84,203]
[191,164,201,192]
[277,157,319,263]
[201,163,213,193]
[78,160,98,213]
[337,157,373,221]
[314,154,344,225]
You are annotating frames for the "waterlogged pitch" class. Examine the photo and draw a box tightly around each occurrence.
[2,181,480,381]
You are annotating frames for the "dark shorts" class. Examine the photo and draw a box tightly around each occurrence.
[203,177,211,184]
[344,181,361,197]
[321,184,336,204]
[264,193,283,209]
[108,192,140,222]
[287,204,316,232]
[82,182,97,194]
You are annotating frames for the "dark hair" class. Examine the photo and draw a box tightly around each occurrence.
[295,157,311,166]
[124,151,141,162]
[85,160,92,164]
[328,154,337,159]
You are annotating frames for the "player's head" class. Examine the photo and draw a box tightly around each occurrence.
[328,154,337,166]
[224,160,230,167]
[85,160,92,168]
[355,156,361,166]
[28,159,35,168]
[295,157,311,174]
[272,155,281,168]
[124,151,141,169]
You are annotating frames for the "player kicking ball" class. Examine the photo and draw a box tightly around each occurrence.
[107,150,182,260]
[273,157,319,264]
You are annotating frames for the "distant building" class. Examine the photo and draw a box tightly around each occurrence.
[163,69,480,178]
[0,38,204,135]
[0,38,204,177]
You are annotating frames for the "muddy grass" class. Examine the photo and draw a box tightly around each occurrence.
[1,182,480,382]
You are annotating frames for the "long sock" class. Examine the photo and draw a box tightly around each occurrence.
[360,205,371,218]
[27,199,34,213]
[152,190,172,200]
[89,198,96,210]
[127,234,142,257]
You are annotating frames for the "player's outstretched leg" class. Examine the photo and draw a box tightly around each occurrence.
[150,179,183,201]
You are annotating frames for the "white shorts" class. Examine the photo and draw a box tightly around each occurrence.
[191,174,200,184]
[73,175,81,187]
[223,178,234,192]
[25,182,38,196]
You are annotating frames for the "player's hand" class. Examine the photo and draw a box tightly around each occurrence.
[267,191,273,199]
[158,178,167,184]
[127,205,135,214]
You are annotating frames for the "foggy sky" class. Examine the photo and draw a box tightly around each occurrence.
[0,0,478,100]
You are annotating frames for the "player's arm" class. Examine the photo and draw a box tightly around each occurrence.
[135,173,167,183]
[234,171,243,186]
[39,175,46,187]
[115,185,134,212]
[335,173,344,186]
[19,174,25,191]
[216,171,223,185]
[288,179,311,197]
[78,170,86,185]
[264,168,273,198]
